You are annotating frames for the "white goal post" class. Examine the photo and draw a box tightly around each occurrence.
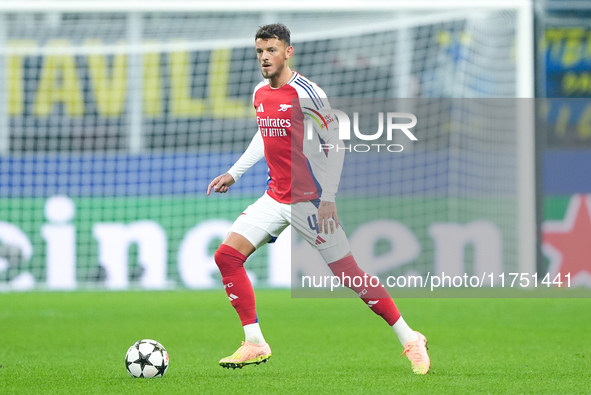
[0,0,536,291]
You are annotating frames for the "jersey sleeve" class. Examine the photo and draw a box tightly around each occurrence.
[227,129,264,182]
[305,89,345,202]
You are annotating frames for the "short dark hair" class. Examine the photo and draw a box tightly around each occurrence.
[255,24,291,46]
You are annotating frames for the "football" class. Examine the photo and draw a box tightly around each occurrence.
[125,339,169,378]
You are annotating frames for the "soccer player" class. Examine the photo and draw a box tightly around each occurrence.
[207,23,430,374]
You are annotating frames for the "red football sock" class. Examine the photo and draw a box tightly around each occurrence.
[214,244,258,326]
[328,255,401,326]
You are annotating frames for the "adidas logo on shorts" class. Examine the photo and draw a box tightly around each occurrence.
[314,235,326,245]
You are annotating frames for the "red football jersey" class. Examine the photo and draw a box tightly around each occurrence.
[252,72,341,204]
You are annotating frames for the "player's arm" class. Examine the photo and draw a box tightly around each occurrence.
[313,96,345,234]
[316,129,344,234]
[207,129,264,195]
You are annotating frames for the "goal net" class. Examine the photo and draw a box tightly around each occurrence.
[0,1,535,291]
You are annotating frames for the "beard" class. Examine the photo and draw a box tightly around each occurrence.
[261,61,284,79]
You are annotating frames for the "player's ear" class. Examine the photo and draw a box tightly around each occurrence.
[285,45,294,59]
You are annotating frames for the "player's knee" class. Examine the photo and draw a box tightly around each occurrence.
[214,245,246,272]
[328,254,358,275]
[213,248,225,269]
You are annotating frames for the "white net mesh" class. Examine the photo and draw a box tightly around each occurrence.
[0,7,531,290]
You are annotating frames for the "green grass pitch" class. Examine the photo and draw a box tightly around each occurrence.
[1,290,590,394]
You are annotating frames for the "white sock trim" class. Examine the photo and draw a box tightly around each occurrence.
[243,323,266,345]
[392,317,418,346]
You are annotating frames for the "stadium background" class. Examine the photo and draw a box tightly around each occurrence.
[0,0,588,292]
[1,2,591,394]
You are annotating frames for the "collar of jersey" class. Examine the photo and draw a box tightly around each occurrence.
[268,71,298,90]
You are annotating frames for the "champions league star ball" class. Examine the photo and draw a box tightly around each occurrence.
[125,339,169,378]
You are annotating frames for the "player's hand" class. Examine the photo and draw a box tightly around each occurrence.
[207,173,235,195]
[317,201,339,234]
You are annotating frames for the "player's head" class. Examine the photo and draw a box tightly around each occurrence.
[255,24,293,81]
[255,23,290,46]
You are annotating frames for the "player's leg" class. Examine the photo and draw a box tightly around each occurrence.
[215,194,288,368]
[215,231,260,341]
[215,229,273,369]
[325,253,429,374]
[290,200,403,327]
[291,200,430,374]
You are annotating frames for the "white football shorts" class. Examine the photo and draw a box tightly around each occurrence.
[228,192,351,263]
